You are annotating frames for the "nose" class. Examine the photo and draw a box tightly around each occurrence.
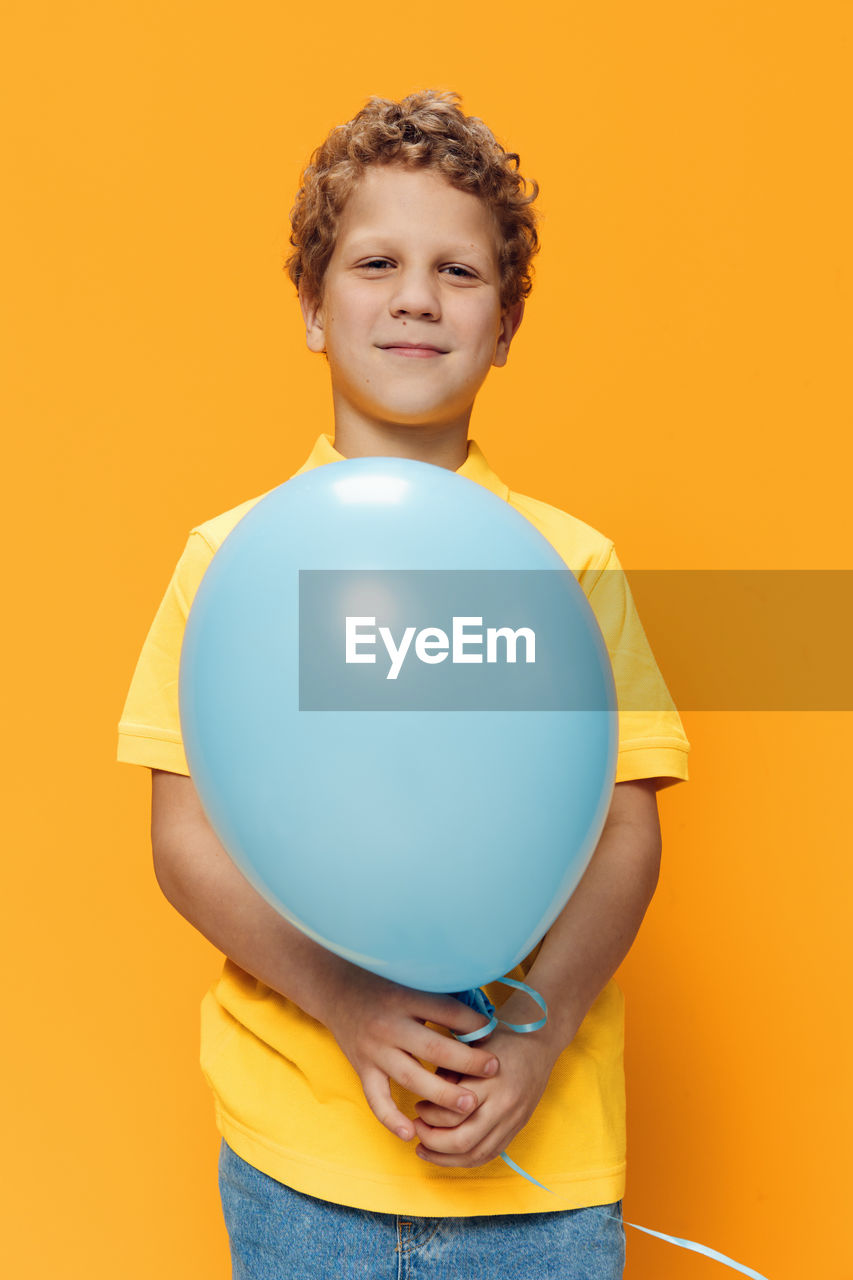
[389,267,441,321]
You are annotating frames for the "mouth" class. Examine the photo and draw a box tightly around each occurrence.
[378,343,447,357]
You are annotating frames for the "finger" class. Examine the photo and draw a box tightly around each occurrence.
[360,1068,416,1142]
[413,1113,482,1155]
[413,1114,498,1167]
[413,1099,468,1127]
[422,993,495,1039]
[412,1067,469,1124]
[415,1142,497,1169]
[406,1026,499,1082]
[388,1051,481,1115]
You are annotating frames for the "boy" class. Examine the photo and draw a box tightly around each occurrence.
[118,90,690,1278]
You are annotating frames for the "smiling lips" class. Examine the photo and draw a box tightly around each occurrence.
[379,342,447,358]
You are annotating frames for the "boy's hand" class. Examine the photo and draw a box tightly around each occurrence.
[411,1021,563,1169]
[321,967,500,1144]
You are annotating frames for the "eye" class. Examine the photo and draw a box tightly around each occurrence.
[442,265,476,279]
[360,258,393,271]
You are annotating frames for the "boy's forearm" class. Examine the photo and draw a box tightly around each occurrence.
[501,779,663,1054]
[151,783,356,1025]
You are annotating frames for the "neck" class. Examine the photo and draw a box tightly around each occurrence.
[331,418,470,471]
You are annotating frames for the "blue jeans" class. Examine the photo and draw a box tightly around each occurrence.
[219,1141,625,1279]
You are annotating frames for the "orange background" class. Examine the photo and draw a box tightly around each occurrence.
[3,3,850,1277]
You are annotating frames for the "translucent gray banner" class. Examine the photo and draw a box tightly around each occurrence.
[298,569,853,711]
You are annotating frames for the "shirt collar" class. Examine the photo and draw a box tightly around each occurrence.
[292,432,510,503]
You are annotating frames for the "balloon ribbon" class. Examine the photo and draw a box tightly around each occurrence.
[450,982,771,1278]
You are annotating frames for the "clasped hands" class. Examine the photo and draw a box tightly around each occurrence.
[325,968,563,1171]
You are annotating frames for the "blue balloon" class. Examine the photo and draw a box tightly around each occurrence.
[179,458,617,993]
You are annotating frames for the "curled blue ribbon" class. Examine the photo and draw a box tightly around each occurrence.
[452,979,547,1041]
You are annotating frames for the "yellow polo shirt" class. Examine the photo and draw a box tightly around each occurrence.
[118,432,690,1215]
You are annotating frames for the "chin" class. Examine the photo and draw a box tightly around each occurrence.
[388,411,461,429]
[369,399,461,425]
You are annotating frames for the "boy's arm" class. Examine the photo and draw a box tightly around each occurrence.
[412,778,663,1168]
[150,769,499,1143]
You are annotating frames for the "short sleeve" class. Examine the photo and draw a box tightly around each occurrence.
[117,531,215,775]
[586,546,690,787]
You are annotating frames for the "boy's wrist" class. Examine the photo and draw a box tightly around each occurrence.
[297,947,365,1029]
[496,984,584,1058]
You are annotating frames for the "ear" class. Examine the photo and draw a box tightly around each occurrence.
[299,282,326,354]
[492,300,525,368]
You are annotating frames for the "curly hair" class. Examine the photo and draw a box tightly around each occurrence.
[285,90,540,313]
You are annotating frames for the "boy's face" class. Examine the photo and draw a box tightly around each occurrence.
[300,164,523,440]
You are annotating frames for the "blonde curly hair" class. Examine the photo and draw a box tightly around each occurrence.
[285,90,540,313]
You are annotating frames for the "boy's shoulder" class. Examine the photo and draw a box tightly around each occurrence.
[189,491,273,554]
[506,487,615,579]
